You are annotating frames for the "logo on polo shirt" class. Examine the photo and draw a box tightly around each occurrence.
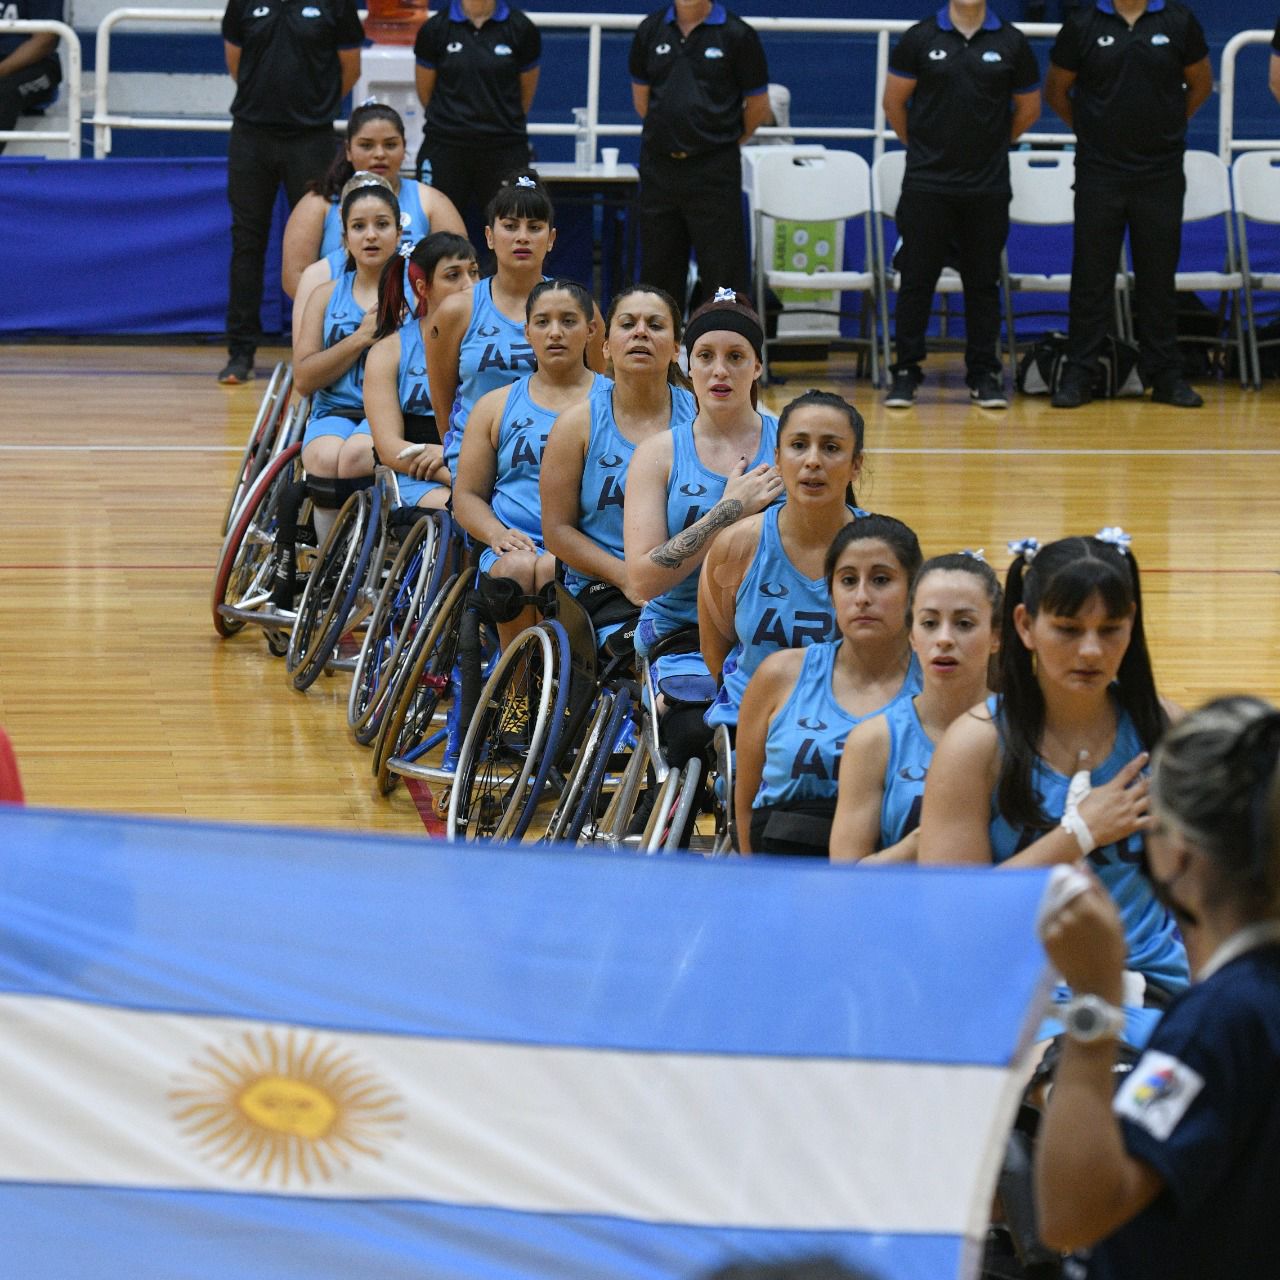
[656,42,671,55]
[1114,1049,1204,1142]
[1097,34,1115,46]
[983,50,1002,62]
[928,49,947,61]
[494,43,513,55]
[251,4,269,14]
[704,47,724,59]
[1151,33,1170,45]
[301,5,320,14]
[446,40,463,52]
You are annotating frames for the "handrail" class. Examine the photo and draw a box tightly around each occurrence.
[1219,29,1279,162]
[0,19,81,157]
[89,9,1073,159]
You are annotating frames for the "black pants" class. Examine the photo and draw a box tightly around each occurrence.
[639,144,750,313]
[416,135,531,266]
[0,56,61,155]
[892,187,1009,380]
[226,121,336,359]
[1065,172,1185,386]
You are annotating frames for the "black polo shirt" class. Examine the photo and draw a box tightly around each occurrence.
[1050,0,1208,183]
[629,3,769,156]
[889,6,1039,195]
[1273,18,1279,52]
[222,0,363,131]
[0,0,62,61]
[414,1,540,146]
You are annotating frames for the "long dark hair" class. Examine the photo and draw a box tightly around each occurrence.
[823,512,922,590]
[996,535,1167,832]
[777,389,865,508]
[308,102,407,200]
[374,231,475,340]
[486,168,556,226]
[339,183,401,276]
[604,283,690,389]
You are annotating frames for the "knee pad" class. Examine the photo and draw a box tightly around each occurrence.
[304,473,373,510]
[662,703,712,771]
[477,572,535,625]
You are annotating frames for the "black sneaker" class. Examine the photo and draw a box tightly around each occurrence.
[970,373,1008,409]
[885,369,919,408]
[1050,374,1093,409]
[1150,378,1203,408]
[218,354,255,385]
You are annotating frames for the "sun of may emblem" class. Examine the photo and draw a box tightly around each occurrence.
[170,1028,404,1187]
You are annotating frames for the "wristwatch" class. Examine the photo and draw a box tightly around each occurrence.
[1062,994,1126,1044]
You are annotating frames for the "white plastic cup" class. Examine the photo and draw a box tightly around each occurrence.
[600,147,620,175]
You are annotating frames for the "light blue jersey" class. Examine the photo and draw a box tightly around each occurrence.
[989,697,1189,1000]
[878,695,933,849]
[565,382,696,596]
[445,278,538,477]
[320,179,429,258]
[637,410,780,652]
[706,505,864,730]
[754,643,922,809]
[391,318,444,507]
[310,272,369,419]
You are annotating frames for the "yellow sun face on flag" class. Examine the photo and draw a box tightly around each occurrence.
[170,1028,404,1187]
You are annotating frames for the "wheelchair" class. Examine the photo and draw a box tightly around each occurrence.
[220,362,300,536]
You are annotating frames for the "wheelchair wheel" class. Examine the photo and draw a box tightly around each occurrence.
[447,620,572,843]
[711,722,737,854]
[348,510,449,744]
[564,687,634,844]
[211,442,302,638]
[659,756,703,853]
[221,362,291,535]
[287,483,382,692]
[540,686,618,845]
[373,571,470,796]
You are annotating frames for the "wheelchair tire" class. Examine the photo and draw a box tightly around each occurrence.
[565,687,634,844]
[287,484,380,691]
[221,362,291,536]
[348,510,448,744]
[373,571,470,796]
[539,686,617,845]
[447,620,571,843]
[711,722,736,854]
[211,442,303,638]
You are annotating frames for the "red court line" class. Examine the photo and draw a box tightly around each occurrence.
[404,778,448,838]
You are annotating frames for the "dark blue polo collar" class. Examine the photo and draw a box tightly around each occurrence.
[664,3,727,26]
[1096,0,1165,13]
[936,5,1001,32]
[449,0,511,22]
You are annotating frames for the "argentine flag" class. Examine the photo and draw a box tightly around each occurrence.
[0,808,1054,1279]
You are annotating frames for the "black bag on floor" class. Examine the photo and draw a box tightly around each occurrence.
[1016,331,1143,397]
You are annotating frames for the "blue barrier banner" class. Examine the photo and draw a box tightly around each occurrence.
[0,807,1054,1280]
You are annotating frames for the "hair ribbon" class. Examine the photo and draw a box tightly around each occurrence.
[1007,537,1039,563]
[1095,526,1132,556]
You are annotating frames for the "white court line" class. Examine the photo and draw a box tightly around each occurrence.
[0,444,244,453]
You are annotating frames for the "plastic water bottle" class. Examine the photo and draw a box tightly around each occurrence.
[573,108,590,169]
[366,0,428,46]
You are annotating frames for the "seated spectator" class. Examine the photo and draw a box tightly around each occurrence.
[0,0,61,154]
[1035,696,1280,1277]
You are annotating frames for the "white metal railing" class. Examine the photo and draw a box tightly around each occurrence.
[0,19,82,157]
[89,10,1073,160]
[1219,29,1280,161]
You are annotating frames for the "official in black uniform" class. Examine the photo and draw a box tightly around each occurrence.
[1269,18,1280,106]
[1035,696,1280,1279]
[629,1,769,311]
[220,0,364,385]
[0,0,62,154]
[1045,0,1212,409]
[883,1,1040,410]
[413,0,540,255]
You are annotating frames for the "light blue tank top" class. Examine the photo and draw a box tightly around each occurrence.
[489,374,610,542]
[754,644,922,809]
[706,505,863,730]
[445,277,538,476]
[310,272,368,418]
[638,410,781,645]
[397,316,433,419]
[878,696,933,849]
[320,180,429,258]
[565,382,697,596]
[988,697,1188,995]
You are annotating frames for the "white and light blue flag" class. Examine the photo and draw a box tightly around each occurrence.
[0,808,1054,1279]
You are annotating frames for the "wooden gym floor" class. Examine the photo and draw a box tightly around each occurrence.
[1,341,1277,837]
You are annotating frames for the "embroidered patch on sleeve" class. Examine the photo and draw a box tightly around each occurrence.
[1113,1048,1205,1142]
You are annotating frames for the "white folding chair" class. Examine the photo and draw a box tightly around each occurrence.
[1172,150,1248,388]
[750,147,880,384]
[1231,150,1280,388]
[1005,150,1131,354]
[871,148,1014,375]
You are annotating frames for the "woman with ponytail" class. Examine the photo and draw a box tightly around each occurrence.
[919,531,1189,1038]
[1035,697,1280,1275]
[363,232,479,510]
